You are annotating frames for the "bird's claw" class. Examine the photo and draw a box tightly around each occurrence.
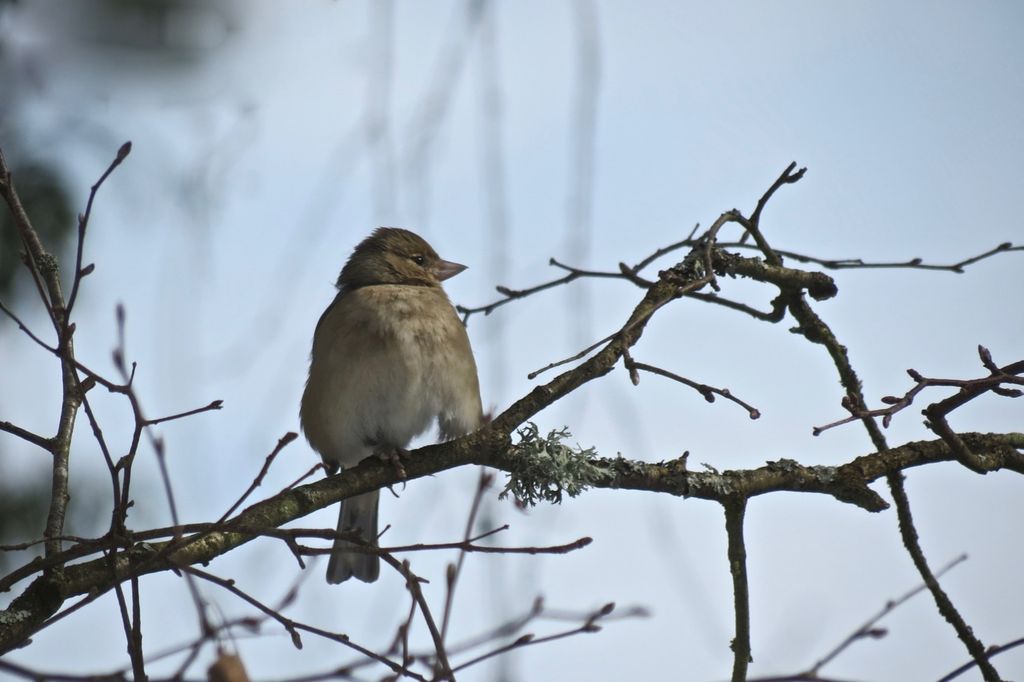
[376,446,409,480]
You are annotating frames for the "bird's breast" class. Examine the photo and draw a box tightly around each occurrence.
[301,284,477,467]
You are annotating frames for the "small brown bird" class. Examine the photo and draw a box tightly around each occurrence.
[300,228,483,583]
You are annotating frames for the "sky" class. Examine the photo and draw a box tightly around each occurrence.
[1,1,1022,680]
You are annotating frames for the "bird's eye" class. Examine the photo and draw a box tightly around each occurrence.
[411,254,426,266]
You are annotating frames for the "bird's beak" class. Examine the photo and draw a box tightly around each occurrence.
[435,259,468,281]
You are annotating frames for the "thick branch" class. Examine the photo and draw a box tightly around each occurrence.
[2,430,1021,654]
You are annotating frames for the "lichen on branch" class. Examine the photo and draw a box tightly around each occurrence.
[500,422,609,506]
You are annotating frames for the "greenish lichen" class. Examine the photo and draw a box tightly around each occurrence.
[500,423,609,506]
[0,608,31,625]
[36,251,59,276]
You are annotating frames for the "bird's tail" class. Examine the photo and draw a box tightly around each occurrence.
[327,490,380,584]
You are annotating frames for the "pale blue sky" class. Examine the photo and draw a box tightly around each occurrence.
[1,2,1022,680]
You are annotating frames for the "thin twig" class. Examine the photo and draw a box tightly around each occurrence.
[0,419,53,451]
[806,553,968,675]
[144,399,224,426]
[769,241,1023,273]
[381,556,454,680]
[182,566,420,678]
[923,348,1024,473]
[440,471,493,646]
[65,141,132,319]
[744,162,806,254]
[288,530,592,557]
[629,361,761,419]
[449,602,622,674]
[938,636,1024,682]
[456,237,1021,326]
[0,298,58,353]
[525,208,742,380]
[456,257,620,322]
[217,432,299,524]
[813,349,1023,437]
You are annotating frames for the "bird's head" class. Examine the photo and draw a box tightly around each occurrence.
[336,227,467,291]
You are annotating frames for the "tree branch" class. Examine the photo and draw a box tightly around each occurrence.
[783,249,1007,681]
[725,498,751,682]
[0,419,53,452]
[2,429,1021,654]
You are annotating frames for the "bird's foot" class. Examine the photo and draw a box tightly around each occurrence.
[376,446,409,480]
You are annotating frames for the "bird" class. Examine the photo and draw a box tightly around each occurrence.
[300,227,483,584]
